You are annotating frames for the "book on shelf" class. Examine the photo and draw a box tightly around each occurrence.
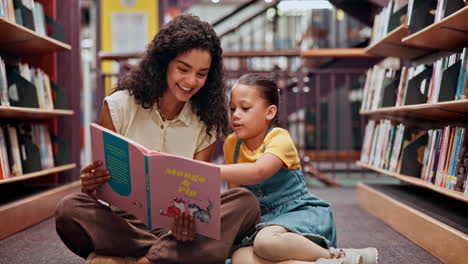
[12,0,35,31]
[454,133,468,194]
[0,57,9,106]
[0,122,55,179]
[395,66,408,107]
[399,130,428,177]
[389,124,406,172]
[2,62,56,109]
[0,0,17,23]
[360,48,468,112]
[381,70,401,107]
[90,123,221,240]
[434,0,466,23]
[407,0,437,34]
[455,48,468,100]
[1,0,66,39]
[360,120,376,164]
[0,127,11,179]
[369,0,410,45]
[4,124,22,177]
[404,64,432,105]
[32,1,46,35]
[370,0,393,44]
[17,123,55,174]
[422,129,439,182]
[16,122,42,174]
[406,0,466,34]
[427,53,462,103]
[388,1,408,32]
[360,119,468,194]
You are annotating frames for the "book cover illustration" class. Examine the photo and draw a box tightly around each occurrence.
[90,123,221,240]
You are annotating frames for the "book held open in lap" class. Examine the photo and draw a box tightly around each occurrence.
[90,123,221,240]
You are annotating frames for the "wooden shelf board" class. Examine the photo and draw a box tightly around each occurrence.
[402,6,468,51]
[0,18,71,55]
[365,24,432,59]
[0,106,74,119]
[0,164,77,184]
[306,150,361,162]
[360,100,468,121]
[301,48,378,58]
[356,161,468,203]
[0,181,80,240]
[357,183,468,264]
[383,24,410,44]
[224,50,301,57]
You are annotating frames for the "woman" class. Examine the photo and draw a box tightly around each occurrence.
[55,14,260,264]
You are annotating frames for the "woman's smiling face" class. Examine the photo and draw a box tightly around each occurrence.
[165,49,212,103]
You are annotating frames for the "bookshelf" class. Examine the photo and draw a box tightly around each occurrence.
[0,0,81,240]
[0,17,71,55]
[358,2,468,263]
[365,24,432,59]
[402,6,468,52]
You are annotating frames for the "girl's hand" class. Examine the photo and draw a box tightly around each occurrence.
[171,212,196,242]
[80,161,110,197]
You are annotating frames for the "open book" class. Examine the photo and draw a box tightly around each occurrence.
[90,123,221,240]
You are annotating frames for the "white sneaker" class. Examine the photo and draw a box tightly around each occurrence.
[86,252,137,264]
[343,248,378,264]
[328,248,364,264]
[317,249,363,264]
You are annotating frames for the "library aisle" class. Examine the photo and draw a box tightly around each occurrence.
[1,0,468,264]
[0,188,442,264]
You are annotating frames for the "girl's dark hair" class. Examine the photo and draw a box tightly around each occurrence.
[115,14,228,138]
[236,74,280,126]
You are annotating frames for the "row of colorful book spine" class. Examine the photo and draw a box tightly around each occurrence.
[360,48,468,112]
[360,119,468,195]
[0,57,55,109]
[0,0,47,36]
[0,122,55,180]
[371,0,467,45]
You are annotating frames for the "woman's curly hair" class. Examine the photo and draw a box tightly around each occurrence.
[115,14,228,138]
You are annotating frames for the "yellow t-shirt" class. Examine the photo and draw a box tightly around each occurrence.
[223,128,301,170]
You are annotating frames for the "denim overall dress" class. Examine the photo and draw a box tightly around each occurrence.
[233,138,337,249]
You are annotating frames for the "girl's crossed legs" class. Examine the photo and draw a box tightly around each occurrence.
[232,225,331,264]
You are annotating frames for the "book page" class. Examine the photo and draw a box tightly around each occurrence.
[147,154,221,240]
[90,123,149,225]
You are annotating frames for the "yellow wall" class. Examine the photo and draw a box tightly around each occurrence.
[100,0,159,95]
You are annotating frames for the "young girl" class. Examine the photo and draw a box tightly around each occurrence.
[220,74,378,264]
[55,15,260,264]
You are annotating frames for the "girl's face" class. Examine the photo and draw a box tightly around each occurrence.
[229,84,275,140]
[166,49,211,103]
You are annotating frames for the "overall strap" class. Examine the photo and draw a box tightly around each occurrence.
[261,127,273,152]
[233,139,243,164]
[234,127,274,163]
